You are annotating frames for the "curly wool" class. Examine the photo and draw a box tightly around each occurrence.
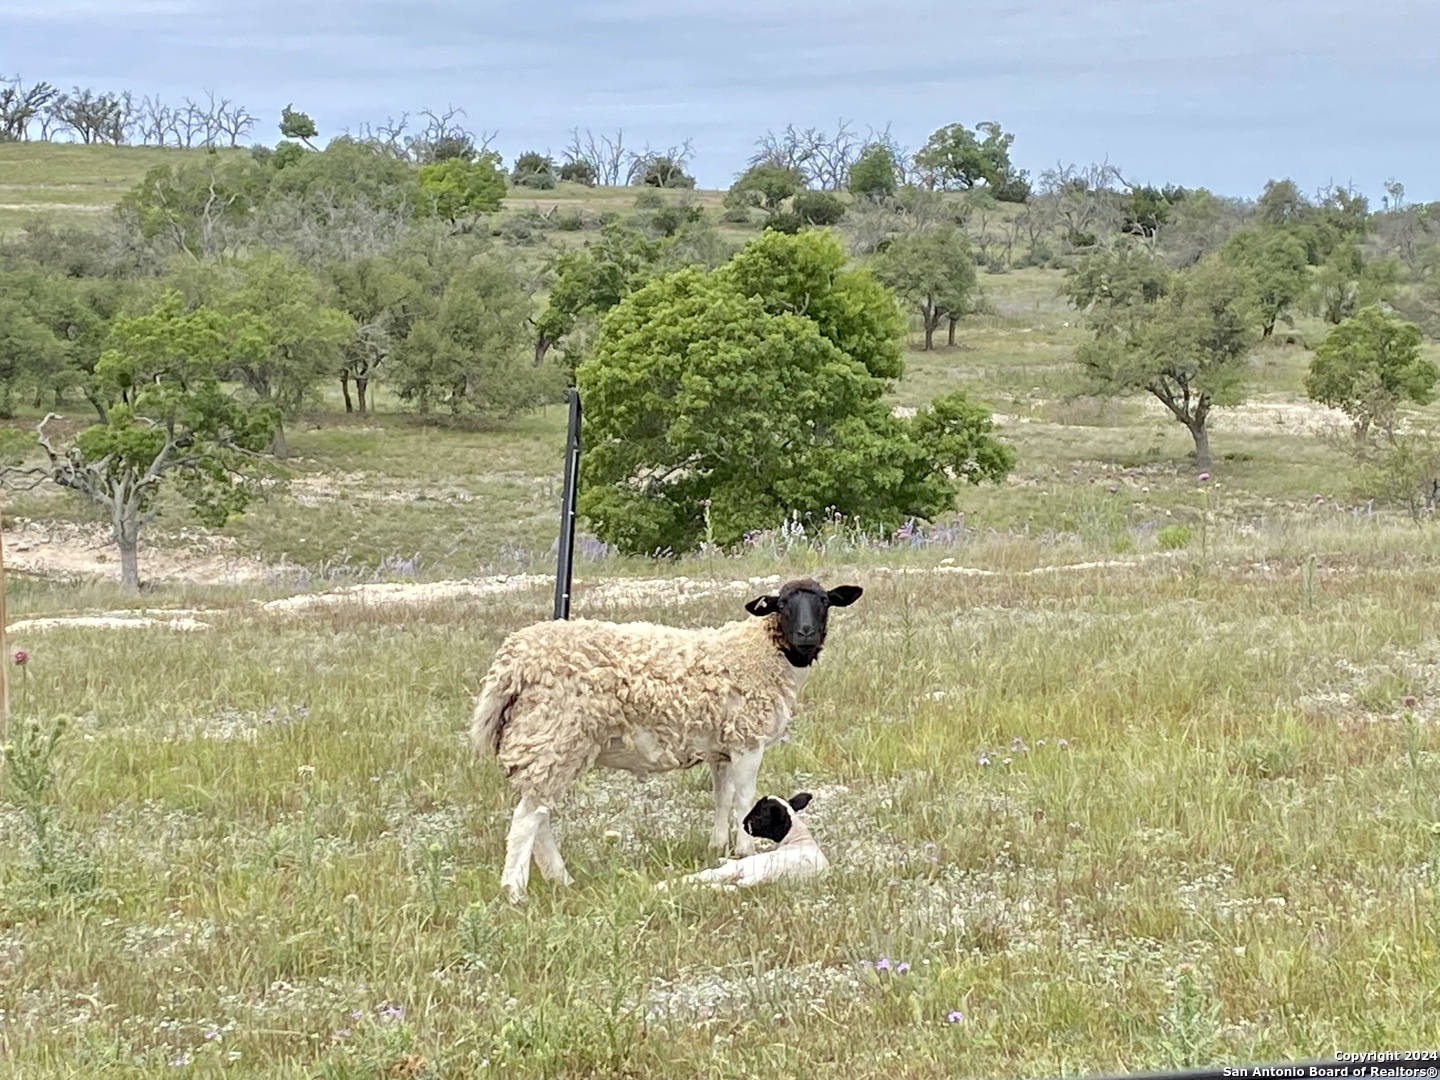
[471,613,805,802]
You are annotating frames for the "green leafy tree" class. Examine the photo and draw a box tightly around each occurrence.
[278,104,319,149]
[532,223,667,367]
[914,121,1016,191]
[118,158,263,258]
[1221,228,1311,337]
[390,256,561,416]
[725,229,905,379]
[3,292,279,590]
[511,151,557,189]
[1305,307,1434,439]
[576,233,1012,555]
[1072,254,1257,470]
[1308,244,1404,326]
[268,135,418,212]
[847,144,899,201]
[870,226,977,350]
[727,164,804,213]
[325,253,426,414]
[791,190,846,226]
[417,153,507,223]
[219,253,354,455]
[1256,178,1308,226]
[0,292,62,417]
[558,160,597,186]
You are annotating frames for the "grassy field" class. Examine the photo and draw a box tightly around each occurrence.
[3,145,1440,1077]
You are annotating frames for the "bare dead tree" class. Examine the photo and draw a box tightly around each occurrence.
[174,98,205,147]
[47,87,131,144]
[217,99,256,146]
[566,127,628,186]
[1035,160,1128,253]
[0,73,59,140]
[624,139,696,187]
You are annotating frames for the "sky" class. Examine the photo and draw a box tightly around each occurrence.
[3,0,1437,203]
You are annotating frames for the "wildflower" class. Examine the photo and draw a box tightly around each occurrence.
[1002,757,1011,765]
[203,1029,221,1041]
[874,957,891,972]
[1313,494,1325,503]
[1403,695,1418,708]
[12,649,27,665]
[170,1054,191,1067]
[978,753,990,766]
[946,1010,964,1023]
[1056,738,1069,748]
[1197,472,1210,482]
[381,1003,403,1020]
[896,962,911,974]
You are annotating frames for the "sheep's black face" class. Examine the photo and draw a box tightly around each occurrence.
[744,579,863,668]
[742,792,813,844]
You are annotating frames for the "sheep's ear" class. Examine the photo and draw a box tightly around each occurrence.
[788,792,813,812]
[826,585,863,608]
[745,594,779,617]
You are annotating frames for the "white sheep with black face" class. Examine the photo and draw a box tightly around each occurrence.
[657,792,827,890]
[470,579,862,902]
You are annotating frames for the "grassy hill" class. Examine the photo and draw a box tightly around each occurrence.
[1,143,1439,1076]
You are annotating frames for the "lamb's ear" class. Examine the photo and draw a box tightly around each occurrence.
[788,792,813,812]
[745,594,779,617]
[826,585,863,608]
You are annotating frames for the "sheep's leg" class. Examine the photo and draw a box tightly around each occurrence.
[500,796,549,902]
[709,759,735,852]
[532,815,573,885]
[728,747,765,856]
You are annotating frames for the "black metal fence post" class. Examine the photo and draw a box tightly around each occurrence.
[553,388,582,620]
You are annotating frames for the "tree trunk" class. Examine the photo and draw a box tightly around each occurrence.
[535,335,552,367]
[923,323,934,350]
[1262,317,1275,338]
[113,512,141,592]
[1189,422,1211,471]
[356,378,369,415]
[272,420,289,460]
[948,316,959,346]
[341,375,353,413]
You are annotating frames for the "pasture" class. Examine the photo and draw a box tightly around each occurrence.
[1,145,1439,1077]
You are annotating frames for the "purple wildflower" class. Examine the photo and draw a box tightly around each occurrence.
[203,1029,220,1042]
[1197,472,1210,482]
[874,957,891,971]
[946,1010,964,1023]
[896,962,911,974]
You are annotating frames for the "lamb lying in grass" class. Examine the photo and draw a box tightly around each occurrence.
[471,579,861,902]
[657,793,827,890]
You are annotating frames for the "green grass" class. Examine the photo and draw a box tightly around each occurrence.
[2,533,1440,1077]
[2,141,1440,1077]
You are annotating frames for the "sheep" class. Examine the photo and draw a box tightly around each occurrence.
[470,578,863,902]
[656,792,827,890]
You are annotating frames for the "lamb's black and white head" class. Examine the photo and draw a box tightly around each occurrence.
[744,578,862,668]
[742,792,813,844]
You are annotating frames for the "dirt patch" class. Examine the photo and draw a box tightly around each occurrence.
[8,612,212,635]
[3,521,272,586]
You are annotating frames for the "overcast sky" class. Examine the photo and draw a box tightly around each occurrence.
[4,0,1436,202]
